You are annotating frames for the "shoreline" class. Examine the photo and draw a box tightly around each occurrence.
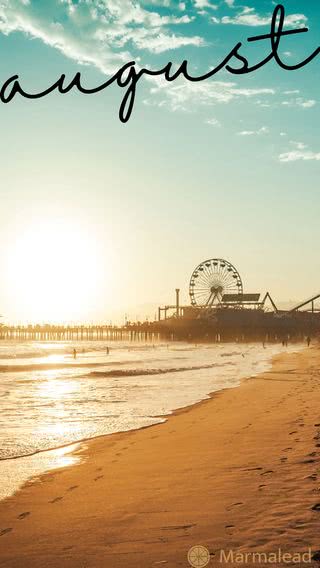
[1,346,320,567]
[0,343,297,498]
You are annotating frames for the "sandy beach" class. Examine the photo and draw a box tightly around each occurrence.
[0,346,320,567]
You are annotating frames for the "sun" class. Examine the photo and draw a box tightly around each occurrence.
[6,218,104,323]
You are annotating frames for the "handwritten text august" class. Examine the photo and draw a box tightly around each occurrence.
[0,5,319,123]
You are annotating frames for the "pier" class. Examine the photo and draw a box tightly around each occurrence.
[1,258,320,344]
[0,324,162,343]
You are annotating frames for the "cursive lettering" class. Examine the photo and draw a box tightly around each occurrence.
[0,4,318,123]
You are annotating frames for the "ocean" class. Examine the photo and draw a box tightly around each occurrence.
[0,340,300,500]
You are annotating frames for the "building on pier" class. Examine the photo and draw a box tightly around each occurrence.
[157,258,320,341]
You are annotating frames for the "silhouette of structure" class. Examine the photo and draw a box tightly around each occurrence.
[1,258,320,343]
[289,293,320,314]
[157,258,320,341]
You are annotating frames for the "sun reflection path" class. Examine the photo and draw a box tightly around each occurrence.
[37,375,79,398]
[34,374,85,445]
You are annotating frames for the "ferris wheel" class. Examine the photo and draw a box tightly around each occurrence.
[189,258,243,307]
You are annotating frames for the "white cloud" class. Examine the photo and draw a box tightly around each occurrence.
[220,7,307,27]
[0,0,204,75]
[298,100,316,109]
[290,141,307,150]
[147,78,275,112]
[193,0,218,10]
[237,126,269,136]
[123,30,204,53]
[282,98,316,109]
[206,117,221,127]
[279,142,320,162]
[279,150,320,163]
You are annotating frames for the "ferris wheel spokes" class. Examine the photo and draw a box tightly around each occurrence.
[189,258,243,308]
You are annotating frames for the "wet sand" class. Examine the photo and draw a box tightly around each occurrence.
[0,347,320,567]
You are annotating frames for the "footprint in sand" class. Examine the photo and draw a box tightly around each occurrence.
[67,486,78,492]
[261,470,274,476]
[161,524,195,531]
[18,512,30,520]
[50,497,63,503]
[0,528,12,536]
[311,503,320,511]
[94,475,104,481]
[226,502,244,511]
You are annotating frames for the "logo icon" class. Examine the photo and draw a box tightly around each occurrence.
[188,545,211,567]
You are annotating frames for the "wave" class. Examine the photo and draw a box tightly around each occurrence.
[0,356,191,374]
[0,350,69,360]
[83,361,235,379]
[0,361,116,373]
[220,352,242,357]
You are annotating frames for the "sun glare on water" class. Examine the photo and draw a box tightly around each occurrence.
[6,218,105,323]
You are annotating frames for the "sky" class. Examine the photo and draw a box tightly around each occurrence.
[0,0,319,323]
